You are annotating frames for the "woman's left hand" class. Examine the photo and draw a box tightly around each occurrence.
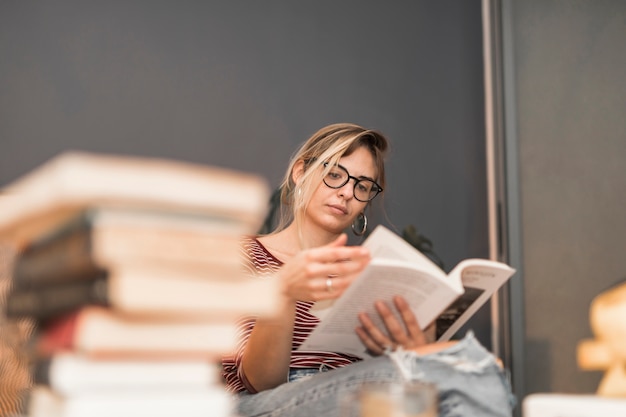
[355,295,435,355]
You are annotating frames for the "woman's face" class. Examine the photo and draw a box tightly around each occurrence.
[304,146,378,234]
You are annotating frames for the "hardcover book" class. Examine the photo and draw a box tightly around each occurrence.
[33,353,221,395]
[12,207,250,287]
[0,151,270,248]
[6,265,279,320]
[35,306,241,359]
[27,385,234,417]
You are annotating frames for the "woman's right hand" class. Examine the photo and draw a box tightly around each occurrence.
[241,234,370,392]
[277,233,371,303]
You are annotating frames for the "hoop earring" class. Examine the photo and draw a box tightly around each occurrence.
[351,212,367,236]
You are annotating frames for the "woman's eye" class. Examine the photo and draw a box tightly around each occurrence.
[328,171,342,179]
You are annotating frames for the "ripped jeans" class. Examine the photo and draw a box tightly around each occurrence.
[235,332,515,417]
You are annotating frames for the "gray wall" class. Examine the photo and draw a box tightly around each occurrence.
[0,2,492,341]
[504,0,626,399]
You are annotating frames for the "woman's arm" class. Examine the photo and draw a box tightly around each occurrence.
[240,236,371,392]
[240,298,297,392]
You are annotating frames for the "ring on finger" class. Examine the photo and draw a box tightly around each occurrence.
[325,277,333,292]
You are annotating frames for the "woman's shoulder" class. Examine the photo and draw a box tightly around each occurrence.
[240,235,260,247]
[240,235,283,273]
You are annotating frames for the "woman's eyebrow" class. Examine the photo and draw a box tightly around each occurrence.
[337,163,376,181]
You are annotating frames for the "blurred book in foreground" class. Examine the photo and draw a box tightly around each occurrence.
[36,306,240,359]
[0,151,269,248]
[0,151,276,417]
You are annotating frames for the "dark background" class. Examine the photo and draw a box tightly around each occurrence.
[0,0,491,339]
[503,0,626,401]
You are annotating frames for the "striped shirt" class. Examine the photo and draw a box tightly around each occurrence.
[221,237,361,393]
[1,244,34,417]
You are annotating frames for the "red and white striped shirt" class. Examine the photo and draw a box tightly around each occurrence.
[221,237,360,393]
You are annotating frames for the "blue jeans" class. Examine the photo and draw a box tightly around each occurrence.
[288,366,330,384]
[235,332,515,417]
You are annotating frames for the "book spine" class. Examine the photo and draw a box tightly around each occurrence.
[5,274,109,319]
[13,227,104,289]
[36,311,81,356]
[32,357,52,386]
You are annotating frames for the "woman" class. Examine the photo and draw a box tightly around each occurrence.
[222,123,514,416]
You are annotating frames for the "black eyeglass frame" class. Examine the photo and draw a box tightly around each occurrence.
[322,162,383,202]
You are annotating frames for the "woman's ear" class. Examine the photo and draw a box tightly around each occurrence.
[291,159,306,185]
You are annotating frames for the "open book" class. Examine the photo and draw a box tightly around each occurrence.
[298,225,515,358]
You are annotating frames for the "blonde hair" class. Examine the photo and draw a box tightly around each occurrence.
[274,123,389,235]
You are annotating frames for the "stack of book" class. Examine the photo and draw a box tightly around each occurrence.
[0,151,276,417]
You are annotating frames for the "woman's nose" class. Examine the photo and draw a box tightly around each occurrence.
[337,181,354,199]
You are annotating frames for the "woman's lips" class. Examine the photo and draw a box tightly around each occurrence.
[327,204,348,215]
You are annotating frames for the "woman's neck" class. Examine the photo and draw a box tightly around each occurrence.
[291,220,342,249]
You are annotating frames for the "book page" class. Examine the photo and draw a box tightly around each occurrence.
[362,226,445,279]
[310,225,455,322]
[299,258,462,359]
[435,259,515,341]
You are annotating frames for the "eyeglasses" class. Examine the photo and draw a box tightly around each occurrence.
[322,162,383,202]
